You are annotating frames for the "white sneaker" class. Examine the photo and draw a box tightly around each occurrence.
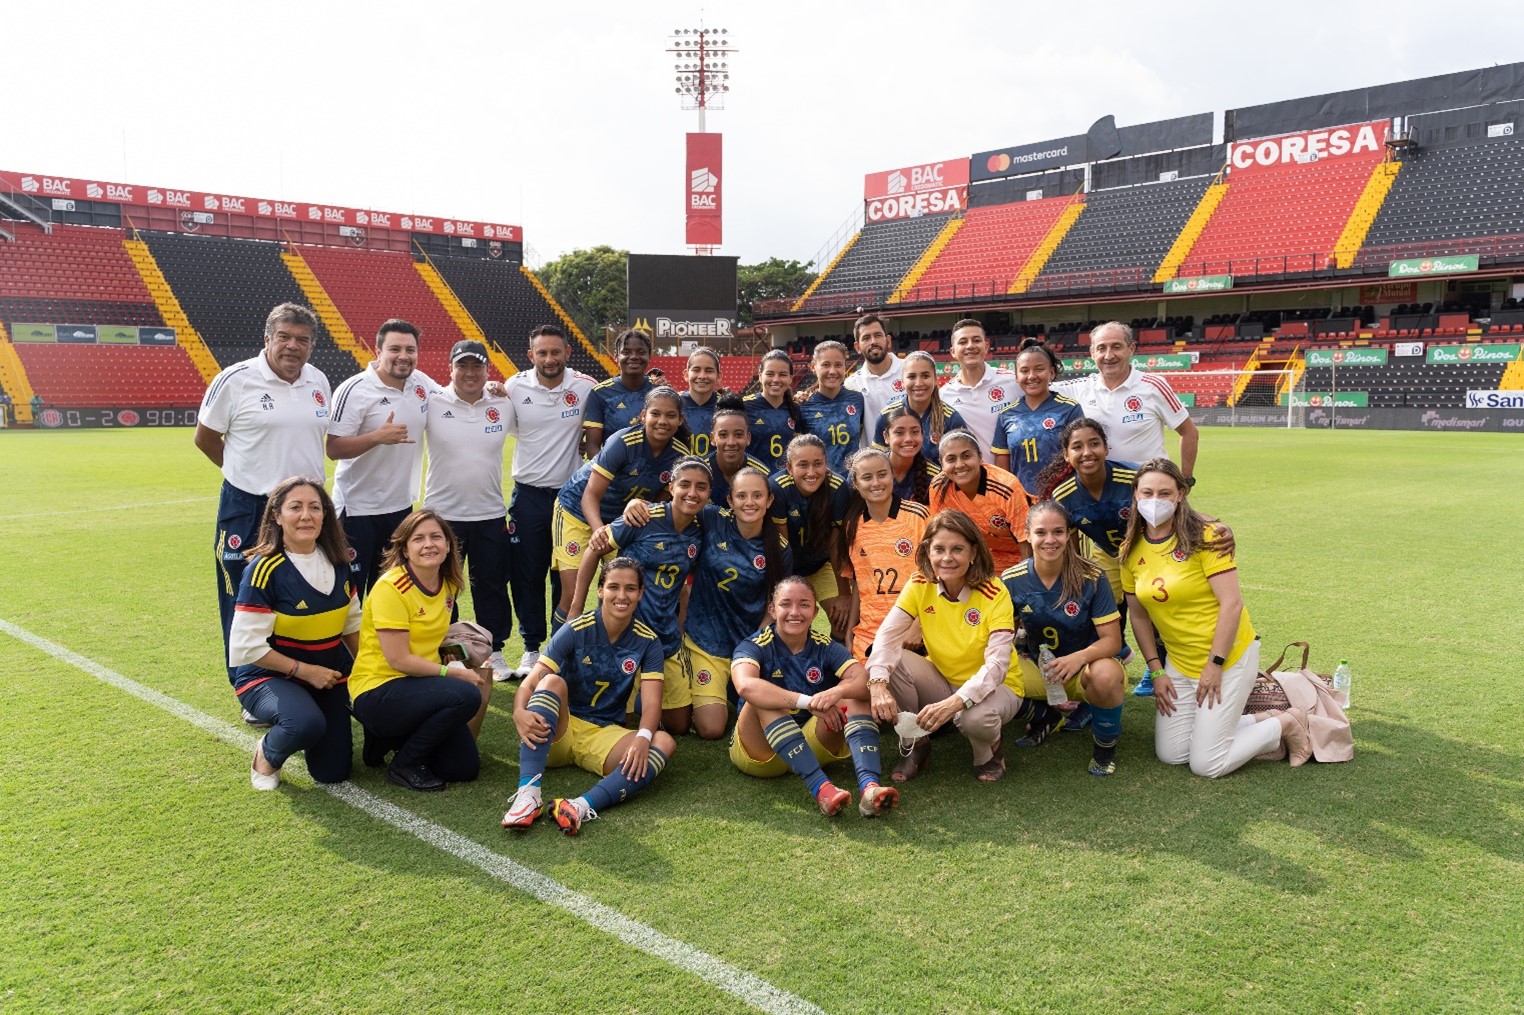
[489,650,513,683]
[242,708,272,729]
[513,649,540,678]
[501,777,543,828]
[251,742,279,791]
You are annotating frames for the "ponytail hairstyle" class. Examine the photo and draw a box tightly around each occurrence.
[642,385,693,450]
[729,465,787,595]
[802,340,850,398]
[928,428,982,496]
[770,574,819,616]
[884,403,933,505]
[1017,336,1061,383]
[1119,457,1228,561]
[598,555,646,591]
[901,350,950,443]
[1026,500,1104,606]
[759,348,806,432]
[785,433,842,567]
[842,447,892,556]
[1036,416,1109,500]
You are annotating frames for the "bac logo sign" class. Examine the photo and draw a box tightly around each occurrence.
[1228,121,1385,172]
[864,159,970,223]
[691,167,719,209]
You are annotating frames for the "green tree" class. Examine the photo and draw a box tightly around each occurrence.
[737,257,817,324]
[538,246,628,338]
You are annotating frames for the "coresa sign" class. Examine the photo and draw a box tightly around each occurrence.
[1227,121,1387,172]
[863,160,969,223]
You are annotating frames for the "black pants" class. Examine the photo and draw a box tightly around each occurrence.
[447,516,513,651]
[341,507,413,597]
[215,481,267,684]
[507,483,559,652]
[240,678,352,783]
[351,677,481,780]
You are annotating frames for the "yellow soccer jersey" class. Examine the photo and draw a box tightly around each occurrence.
[1120,526,1255,679]
[890,573,1018,691]
[348,565,458,700]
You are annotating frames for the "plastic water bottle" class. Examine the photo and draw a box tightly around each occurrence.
[1039,646,1069,708]
[1332,659,1352,707]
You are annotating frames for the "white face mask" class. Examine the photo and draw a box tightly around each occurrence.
[894,711,932,752]
[1138,498,1177,527]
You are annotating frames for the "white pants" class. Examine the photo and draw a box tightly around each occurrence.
[1154,641,1280,778]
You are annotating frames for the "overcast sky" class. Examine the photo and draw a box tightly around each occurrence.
[9,1,1520,267]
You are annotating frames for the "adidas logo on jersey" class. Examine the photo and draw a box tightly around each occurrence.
[296,600,308,610]
[718,541,727,550]
[379,397,391,405]
[924,605,936,615]
[656,542,666,550]
[523,396,533,404]
[1021,604,1033,613]
[442,410,455,418]
[582,655,593,665]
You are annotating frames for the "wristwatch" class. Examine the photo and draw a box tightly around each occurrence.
[1210,654,1226,666]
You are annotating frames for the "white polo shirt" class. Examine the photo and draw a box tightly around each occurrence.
[328,364,433,516]
[502,368,599,489]
[1055,367,1189,465]
[423,384,512,522]
[939,364,1017,463]
[198,352,331,496]
[844,354,905,448]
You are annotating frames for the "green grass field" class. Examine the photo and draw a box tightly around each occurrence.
[1,427,1521,1014]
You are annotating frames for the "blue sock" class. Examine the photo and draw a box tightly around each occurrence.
[1090,703,1123,748]
[583,745,668,812]
[518,688,562,789]
[843,716,882,791]
[763,716,827,795]
[550,607,568,636]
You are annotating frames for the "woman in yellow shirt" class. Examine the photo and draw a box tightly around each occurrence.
[1120,459,1310,777]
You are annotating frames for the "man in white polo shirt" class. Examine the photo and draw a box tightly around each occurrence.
[938,318,1016,462]
[1055,320,1198,479]
[326,319,432,595]
[423,339,516,679]
[194,302,331,686]
[843,313,905,447]
[503,324,597,678]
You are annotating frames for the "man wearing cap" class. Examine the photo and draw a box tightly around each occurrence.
[195,302,332,687]
[501,324,597,679]
[326,319,432,595]
[423,339,517,679]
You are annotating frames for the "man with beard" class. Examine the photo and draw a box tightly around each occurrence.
[327,319,432,596]
[843,313,904,448]
[502,325,598,679]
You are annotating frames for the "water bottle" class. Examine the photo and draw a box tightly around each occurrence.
[1039,646,1069,708]
[1332,659,1351,707]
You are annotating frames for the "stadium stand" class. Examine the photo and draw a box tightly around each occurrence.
[899,196,1074,302]
[0,223,163,327]
[1302,358,1509,408]
[13,343,205,409]
[798,214,953,312]
[141,232,360,382]
[1034,177,1214,294]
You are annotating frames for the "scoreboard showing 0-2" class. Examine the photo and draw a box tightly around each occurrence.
[627,254,739,344]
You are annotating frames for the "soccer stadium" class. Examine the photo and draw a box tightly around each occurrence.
[2,15,1521,1014]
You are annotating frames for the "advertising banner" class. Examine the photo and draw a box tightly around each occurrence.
[864,160,969,223]
[628,311,735,341]
[1163,274,1234,294]
[55,325,97,344]
[98,326,139,344]
[1227,120,1386,173]
[972,134,1088,182]
[1425,342,1520,364]
[32,406,201,429]
[138,327,178,345]
[10,323,55,342]
[685,133,723,246]
[1062,354,1192,373]
[1388,255,1479,278]
[1282,391,1369,407]
[1359,281,1418,302]
[1465,389,1524,408]
[1176,392,1197,407]
[1305,348,1389,367]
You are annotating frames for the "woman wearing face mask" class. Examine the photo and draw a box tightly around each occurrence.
[867,511,1023,783]
[928,429,1030,574]
[872,351,967,461]
[745,349,807,473]
[842,448,929,663]
[1001,501,1127,776]
[800,340,866,475]
[582,328,655,458]
[883,405,940,505]
[769,434,852,639]
[681,346,722,457]
[992,339,1084,500]
[1121,458,1311,776]
[701,396,770,508]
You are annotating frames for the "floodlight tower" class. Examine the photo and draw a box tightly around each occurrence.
[668,24,735,253]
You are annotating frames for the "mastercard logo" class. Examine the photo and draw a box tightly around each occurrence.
[986,154,1012,173]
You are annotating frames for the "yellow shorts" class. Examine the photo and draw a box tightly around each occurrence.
[1089,540,1123,604]
[728,714,851,778]
[662,652,691,710]
[806,563,839,602]
[546,715,630,777]
[551,504,594,572]
[1015,654,1088,703]
[682,636,732,707]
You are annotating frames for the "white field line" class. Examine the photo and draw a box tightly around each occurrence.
[0,496,217,520]
[0,618,825,1015]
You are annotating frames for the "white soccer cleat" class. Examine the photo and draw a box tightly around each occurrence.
[502,779,544,829]
[513,649,540,679]
[489,651,513,683]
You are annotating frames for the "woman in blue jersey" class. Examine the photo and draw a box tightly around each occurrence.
[1000,500,1128,776]
[553,386,691,627]
[731,577,898,819]
[800,340,866,474]
[744,349,806,473]
[769,433,852,638]
[872,352,967,460]
[577,457,711,735]
[883,404,939,505]
[992,339,1085,499]
[232,477,362,789]
[681,346,722,457]
[580,327,654,458]
[501,557,677,836]
[703,396,770,508]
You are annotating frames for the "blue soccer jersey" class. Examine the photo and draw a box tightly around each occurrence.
[800,387,866,475]
[1050,459,1139,559]
[768,467,851,577]
[743,392,801,473]
[1001,558,1121,662]
[232,553,357,693]
[891,458,940,504]
[991,393,1085,496]
[703,451,772,509]
[607,503,704,656]
[681,391,718,458]
[556,425,691,524]
[685,504,793,658]
[733,624,857,697]
[540,607,665,726]
[585,376,654,438]
[872,398,970,461]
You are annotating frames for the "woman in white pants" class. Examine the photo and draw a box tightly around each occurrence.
[1120,459,1309,777]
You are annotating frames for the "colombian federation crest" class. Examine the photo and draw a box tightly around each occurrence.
[622,658,637,674]
[964,608,982,626]
[805,666,823,685]
[1125,395,1143,412]
[1064,601,1080,617]
[895,538,913,556]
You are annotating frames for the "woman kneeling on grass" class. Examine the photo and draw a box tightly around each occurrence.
[730,578,898,819]
[502,557,676,835]
[1120,458,1311,777]
[233,477,361,790]
[348,510,488,792]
